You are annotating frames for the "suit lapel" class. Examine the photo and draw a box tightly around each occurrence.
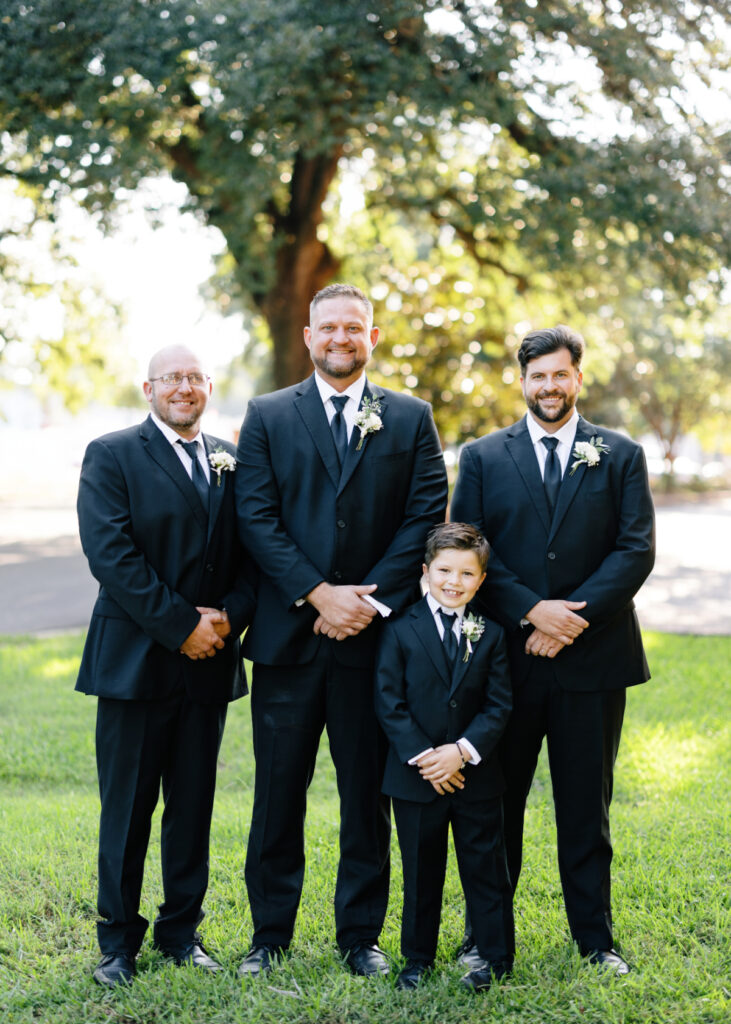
[202,435,226,544]
[408,599,452,685]
[294,375,341,489]
[448,602,483,696]
[140,417,208,532]
[548,416,593,542]
[337,380,385,496]
[504,419,552,533]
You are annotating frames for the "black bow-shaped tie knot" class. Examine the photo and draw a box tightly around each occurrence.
[438,608,458,662]
[330,395,349,467]
[177,438,209,511]
[541,435,561,516]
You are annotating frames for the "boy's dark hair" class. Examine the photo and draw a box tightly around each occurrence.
[424,522,490,571]
[517,324,584,373]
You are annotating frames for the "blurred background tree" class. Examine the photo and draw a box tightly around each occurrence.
[1,0,729,469]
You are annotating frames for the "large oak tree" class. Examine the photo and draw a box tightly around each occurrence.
[1,0,729,390]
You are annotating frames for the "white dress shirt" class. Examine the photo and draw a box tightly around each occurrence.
[313,371,366,442]
[525,407,579,479]
[150,412,211,483]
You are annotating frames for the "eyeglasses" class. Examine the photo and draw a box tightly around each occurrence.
[149,373,210,387]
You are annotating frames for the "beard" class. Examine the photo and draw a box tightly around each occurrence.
[311,349,369,380]
[526,390,576,424]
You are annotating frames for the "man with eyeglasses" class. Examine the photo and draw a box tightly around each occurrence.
[76,345,255,986]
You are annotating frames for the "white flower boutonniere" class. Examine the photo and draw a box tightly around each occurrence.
[354,396,383,450]
[208,447,236,486]
[569,436,610,476]
[461,613,486,662]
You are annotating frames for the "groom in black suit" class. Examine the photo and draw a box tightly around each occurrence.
[76,345,255,986]
[235,283,448,978]
[451,325,655,975]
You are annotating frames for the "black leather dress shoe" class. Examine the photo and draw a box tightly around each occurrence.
[455,940,483,970]
[165,941,222,972]
[460,958,512,992]
[344,943,390,977]
[396,959,432,990]
[93,952,136,987]
[237,945,282,978]
[585,948,631,976]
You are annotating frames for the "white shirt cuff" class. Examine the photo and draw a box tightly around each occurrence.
[458,737,480,765]
[364,594,391,617]
[408,747,434,765]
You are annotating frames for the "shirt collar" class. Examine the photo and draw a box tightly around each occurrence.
[150,411,203,449]
[313,371,367,408]
[426,591,466,624]
[525,407,579,449]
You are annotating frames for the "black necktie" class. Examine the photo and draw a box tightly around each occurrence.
[541,436,561,516]
[330,395,349,467]
[438,609,458,663]
[178,439,209,511]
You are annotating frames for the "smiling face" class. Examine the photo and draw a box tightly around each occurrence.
[304,295,379,391]
[423,548,486,610]
[143,345,212,439]
[521,347,583,432]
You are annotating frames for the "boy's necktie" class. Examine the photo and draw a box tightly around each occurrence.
[438,609,458,662]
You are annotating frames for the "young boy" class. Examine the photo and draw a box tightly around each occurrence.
[375,522,514,991]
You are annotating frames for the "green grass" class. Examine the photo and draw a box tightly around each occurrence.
[0,631,728,1023]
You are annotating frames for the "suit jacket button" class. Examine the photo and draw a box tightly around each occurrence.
[547,552,556,560]
[334,571,343,580]
[449,699,458,708]
[337,519,346,528]
[206,563,214,572]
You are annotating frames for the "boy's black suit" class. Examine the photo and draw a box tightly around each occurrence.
[76,415,255,955]
[375,597,514,965]
[451,414,655,953]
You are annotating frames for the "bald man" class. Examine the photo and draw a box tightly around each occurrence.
[76,346,255,986]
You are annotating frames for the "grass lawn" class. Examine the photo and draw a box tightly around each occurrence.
[0,631,728,1023]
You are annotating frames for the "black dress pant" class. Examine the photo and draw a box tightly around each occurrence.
[95,691,227,955]
[393,793,514,966]
[500,658,626,952]
[245,652,391,951]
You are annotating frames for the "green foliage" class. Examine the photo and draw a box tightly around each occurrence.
[0,182,132,413]
[0,630,729,1022]
[1,0,729,401]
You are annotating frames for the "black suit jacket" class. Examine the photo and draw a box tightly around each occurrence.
[375,597,512,803]
[450,414,655,692]
[76,415,255,704]
[235,374,448,668]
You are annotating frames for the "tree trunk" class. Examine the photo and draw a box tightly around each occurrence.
[259,149,343,389]
[261,234,340,388]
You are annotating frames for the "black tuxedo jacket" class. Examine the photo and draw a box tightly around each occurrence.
[375,597,512,803]
[76,415,255,704]
[235,374,448,668]
[450,414,655,692]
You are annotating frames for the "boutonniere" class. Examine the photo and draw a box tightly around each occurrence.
[354,396,383,450]
[569,436,610,476]
[461,613,485,662]
[208,447,236,486]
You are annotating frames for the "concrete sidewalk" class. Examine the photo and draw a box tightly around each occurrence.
[0,496,729,637]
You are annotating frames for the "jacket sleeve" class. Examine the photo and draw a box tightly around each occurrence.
[462,626,513,760]
[451,443,542,627]
[77,438,200,650]
[565,443,655,622]
[359,403,448,612]
[375,622,434,763]
[235,400,326,607]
